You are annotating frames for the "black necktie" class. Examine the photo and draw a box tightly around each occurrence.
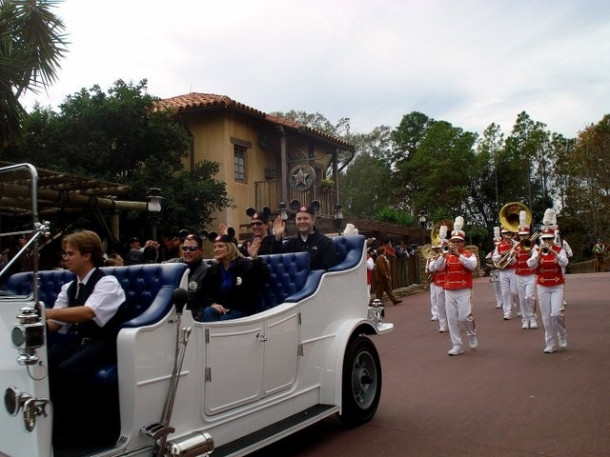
[76,282,85,301]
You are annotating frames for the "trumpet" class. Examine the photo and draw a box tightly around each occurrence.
[442,244,451,254]
[539,239,555,255]
[540,242,553,255]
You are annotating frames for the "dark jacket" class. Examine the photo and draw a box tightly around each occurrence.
[164,257,209,315]
[199,257,269,318]
[281,230,337,270]
[239,234,277,257]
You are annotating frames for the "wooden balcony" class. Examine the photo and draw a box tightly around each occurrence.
[255,180,338,218]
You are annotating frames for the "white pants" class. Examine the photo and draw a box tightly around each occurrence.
[537,284,566,349]
[516,274,537,323]
[444,288,476,349]
[490,270,502,307]
[494,281,502,307]
[430,283,447,330]
[499,268,519,318]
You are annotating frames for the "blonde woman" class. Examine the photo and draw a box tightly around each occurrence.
[198,231,269,322]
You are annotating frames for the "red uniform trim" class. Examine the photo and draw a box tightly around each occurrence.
[536,245,564,286]
[433,270,446,287]
[444,251,473,289]
[497,240,516,269]
[515,246,536,276]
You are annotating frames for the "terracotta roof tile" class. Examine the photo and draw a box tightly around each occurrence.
[154,93,354,150]
[154,93,266,118]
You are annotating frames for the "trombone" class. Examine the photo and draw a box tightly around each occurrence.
[494,233,538,268]
[493,246,517,269]
[519,232,539,251]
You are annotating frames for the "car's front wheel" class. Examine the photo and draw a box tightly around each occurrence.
[340,335,382,426]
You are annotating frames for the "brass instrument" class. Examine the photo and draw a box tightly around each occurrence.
[494,202,533,269]
[422,244,445,260]
[540,239,554,255]
[430,219,453,247]
[421,245,435,259]
[519,232,539,251]
[499,202,531,233]
[493,244,517,269]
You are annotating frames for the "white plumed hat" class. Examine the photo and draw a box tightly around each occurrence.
[541,209,556,239]
[451,216,465,241]
[518,210,530,235]
[439,224,448,241]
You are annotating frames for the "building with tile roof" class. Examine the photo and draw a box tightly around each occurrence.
[155,93,355,237]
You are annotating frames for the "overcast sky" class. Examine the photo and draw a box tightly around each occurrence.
[22,0,610,139]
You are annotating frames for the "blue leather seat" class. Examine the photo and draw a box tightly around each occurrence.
[329,235,365,272]
[258,252,310,310]
[5,263,187,326]
[4,263,188,385]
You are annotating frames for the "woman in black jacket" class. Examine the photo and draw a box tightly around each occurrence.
[198,233,269,322]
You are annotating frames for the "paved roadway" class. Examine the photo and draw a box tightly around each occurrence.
[252,272,610,457]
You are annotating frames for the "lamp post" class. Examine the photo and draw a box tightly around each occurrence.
[418,210,427,244]
[278,202,288,221]
[146,188,163,241]
[334,204,344,230]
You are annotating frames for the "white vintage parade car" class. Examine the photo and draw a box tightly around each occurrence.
[0,163,392,457]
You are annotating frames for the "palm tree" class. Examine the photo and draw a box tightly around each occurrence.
[0,0,67,144]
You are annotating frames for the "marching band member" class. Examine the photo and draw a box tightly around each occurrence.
[554,225,572,306]
[429,217,478,356]
[486,226,503,309]
[425,243,441,321]
[492,226,519,320]
[425,225,449,332]
[526,214,569,354]
[514,212,539,330]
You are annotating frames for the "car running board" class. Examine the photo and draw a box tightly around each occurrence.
[213,404,340,457]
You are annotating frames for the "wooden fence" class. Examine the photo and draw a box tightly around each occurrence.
[386,245,483,290]
[568,260,597,274]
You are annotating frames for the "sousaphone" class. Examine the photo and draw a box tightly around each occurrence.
[430,219,453,247]
[499,202,531,233]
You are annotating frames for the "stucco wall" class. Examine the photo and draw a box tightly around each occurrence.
[183,111,278,232]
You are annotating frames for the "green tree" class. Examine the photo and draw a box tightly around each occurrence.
[340,153,394,218]
[391,111,435,166]
[565,116,610,243]
[472,122,504,220]
[4,79,231,240]
[338,124,406,216]
[0,0,67,143]
[397,120,478,217]
[503,111,551,220]
[390,111,436,206]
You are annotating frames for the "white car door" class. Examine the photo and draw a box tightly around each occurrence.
[204,306,301,415]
